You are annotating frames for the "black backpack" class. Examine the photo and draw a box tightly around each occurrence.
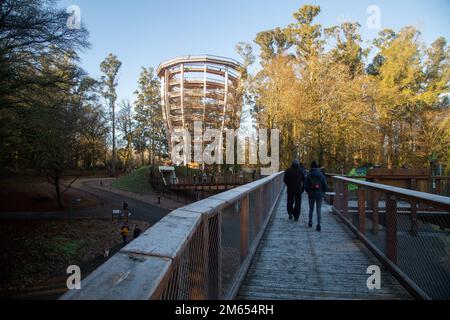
[309,175,321,190]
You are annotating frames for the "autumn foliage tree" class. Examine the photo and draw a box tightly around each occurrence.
[243,5,450,172]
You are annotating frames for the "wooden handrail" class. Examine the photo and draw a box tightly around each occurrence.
[60,171,284,300]
[333,176,450,210]
[325,173,450,180]
[331,175,449,299]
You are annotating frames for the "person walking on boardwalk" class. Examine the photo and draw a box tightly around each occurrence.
[283,159,306,221]
[305,161,328,232]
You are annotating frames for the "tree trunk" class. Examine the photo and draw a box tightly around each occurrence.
[91,143,96,176]
[53,169,64,208]
[149,139,154,165]
[112,99,116,178]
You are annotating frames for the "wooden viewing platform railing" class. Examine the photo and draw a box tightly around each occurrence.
[325,173,450,196]
[60,172,449,300]
[167,172,260,193]
[331,176,450,299]
[150,170,262,203]
[61,172,284,300]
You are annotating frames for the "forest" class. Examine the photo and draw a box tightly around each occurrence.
[0,1,167,205]
[1,1,449,205]
[237,5,449,173]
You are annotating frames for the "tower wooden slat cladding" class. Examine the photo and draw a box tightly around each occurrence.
[156,55,243,155]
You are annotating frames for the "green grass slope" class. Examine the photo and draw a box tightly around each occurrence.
[111,166,153,194]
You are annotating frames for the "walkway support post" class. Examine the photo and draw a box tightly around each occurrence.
[264,183,269,219]
[342,182,349,217]
[436,178,441,195]
[410,201,418,237]
[357,187,366,234]
[205,212,221,299]
[386,194,397,264]
[255,188,262,234]
[335,180,341,213]
[372,190,379,235]
[410,178,417,190]
[240,194,249,263]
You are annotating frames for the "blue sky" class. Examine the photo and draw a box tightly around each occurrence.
[59,0,450,104]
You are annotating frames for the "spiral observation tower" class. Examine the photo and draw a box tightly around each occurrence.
[156,55,243,157]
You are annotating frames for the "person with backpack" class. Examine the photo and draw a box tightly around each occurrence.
[283,159,306,221]
[305,161,328,231]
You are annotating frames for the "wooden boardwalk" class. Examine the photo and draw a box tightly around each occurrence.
[237,190,411,300]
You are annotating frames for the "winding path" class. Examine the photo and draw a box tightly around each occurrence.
[0,180,170,225]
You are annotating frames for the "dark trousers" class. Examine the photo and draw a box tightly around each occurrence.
[308,197,322,225]
[287,192,302,219]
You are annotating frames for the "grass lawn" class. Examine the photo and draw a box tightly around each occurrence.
[112,166,153,194]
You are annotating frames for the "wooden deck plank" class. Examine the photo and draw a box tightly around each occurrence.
[237,190,411,300]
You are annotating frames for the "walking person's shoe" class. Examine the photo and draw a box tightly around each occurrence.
[308,221,313,228]
[316,224,321,232]
[294,216,299,221]
[288,213,293,220]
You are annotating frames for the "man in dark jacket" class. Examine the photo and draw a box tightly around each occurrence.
[305,161,328,231]
[283,159,305,221]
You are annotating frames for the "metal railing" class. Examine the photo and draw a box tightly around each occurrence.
[60,171,284,300]
[331,176,450,300]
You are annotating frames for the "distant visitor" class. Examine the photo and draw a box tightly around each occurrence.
[305,161,327,232]
[283,159,306,221]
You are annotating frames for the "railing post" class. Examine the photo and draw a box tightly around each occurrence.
[333,179,338,211]
[342,182,348,217]
[204,211,222,299]
[386,194,397,264]
[272,179,275,203]
[410,178,417,191]
[334,179,341,212]
[410,201,418,237]
[436,178,441,195]
[240,195,249,263]
[264,183,269,218]
[254,188,262,234]
[366,182,374,211]
[358,187,366,234]
[372,190,379,235]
